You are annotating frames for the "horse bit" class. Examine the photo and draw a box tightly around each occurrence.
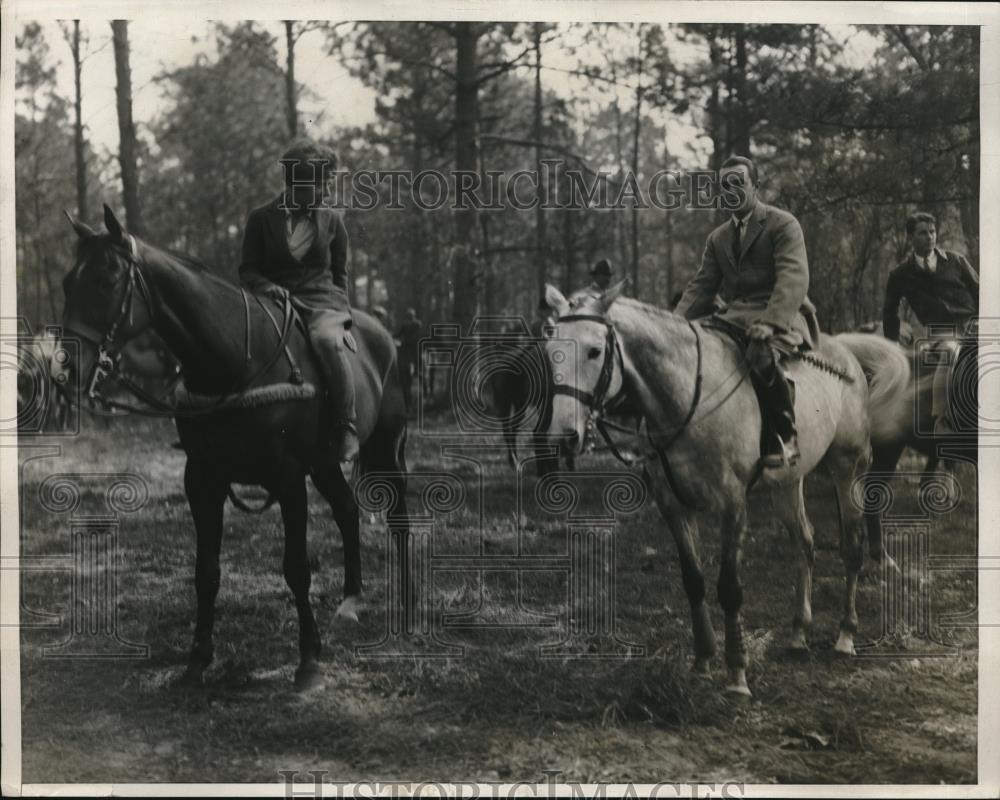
[63,235,157,404]
[549,313,705,467]
[66,236,298,417]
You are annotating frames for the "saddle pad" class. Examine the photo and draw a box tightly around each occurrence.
[699,316,805,360]
[176,381,317,410]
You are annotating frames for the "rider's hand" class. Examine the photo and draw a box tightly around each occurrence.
[264,284,289,303]
[747,322,775,341]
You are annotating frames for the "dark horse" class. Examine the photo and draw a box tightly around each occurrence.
[838,332,978,560]
[491,334,576,477]
[56,206,410,690]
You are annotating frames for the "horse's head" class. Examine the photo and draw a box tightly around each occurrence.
[542,281,627,455]
[55,204,153,401]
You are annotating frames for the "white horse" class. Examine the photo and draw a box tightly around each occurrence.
[543,283,910,696]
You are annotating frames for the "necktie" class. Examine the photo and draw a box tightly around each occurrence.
[732,220,743,265]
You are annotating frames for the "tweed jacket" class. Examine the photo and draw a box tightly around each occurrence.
[239,193,350,312]
[675,201,819,348]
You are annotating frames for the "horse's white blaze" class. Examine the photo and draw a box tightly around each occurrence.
[546,324,608,453]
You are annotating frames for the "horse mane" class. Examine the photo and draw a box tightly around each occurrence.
[142,240,240,293]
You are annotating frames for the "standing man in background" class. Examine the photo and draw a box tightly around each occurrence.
[395,307,422,413]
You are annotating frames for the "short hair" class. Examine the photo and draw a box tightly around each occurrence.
[905,211,937,237]
[591,258,612,276]
[721,155,759,186]
[281,138,338,185]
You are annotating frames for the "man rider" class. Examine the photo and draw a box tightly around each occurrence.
[882,211,979,434]
[674,155,820,469]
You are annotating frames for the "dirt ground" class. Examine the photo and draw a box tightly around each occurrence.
[17,415,978,786]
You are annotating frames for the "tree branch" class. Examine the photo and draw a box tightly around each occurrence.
[891,25,928,71]
[475,44,534,86]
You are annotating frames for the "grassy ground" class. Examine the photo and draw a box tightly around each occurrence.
[18,415,977,785]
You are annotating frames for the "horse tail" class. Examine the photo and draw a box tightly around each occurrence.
[836,333,912,444]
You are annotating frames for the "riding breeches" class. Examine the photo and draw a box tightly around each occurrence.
[304,308,356,429]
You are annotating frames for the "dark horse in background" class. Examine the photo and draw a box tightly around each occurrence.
[56,205,410,690]
[838,331,978,560]
[491,331,576,477]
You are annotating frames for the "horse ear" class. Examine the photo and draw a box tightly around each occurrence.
[103,203,126,243]
[64,210,97,239]
[596,279,628,314]
[543,283,569,317]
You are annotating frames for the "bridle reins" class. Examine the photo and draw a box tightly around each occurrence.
[550,312,705,466]
[64,235,161,405]
[64,236,300,418]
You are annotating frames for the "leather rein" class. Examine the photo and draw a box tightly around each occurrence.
[550,313,705,467]
[65,236,300,418]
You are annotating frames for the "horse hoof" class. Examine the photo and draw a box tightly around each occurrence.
[834,632,856,657]
[176,666,205,688]
[691,658,712,678]
[724,684,752,701]
[335,595,361,623]
[787,634,809,655]
[294,662,325,692]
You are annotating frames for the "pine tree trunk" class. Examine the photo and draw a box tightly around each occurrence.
[630,28,645,295]
[732,26,751,156]
[533,23,547,304]
[71,21,87,221]
[285,22,298,139]
[451,22,481,334]
[111,20,143,235]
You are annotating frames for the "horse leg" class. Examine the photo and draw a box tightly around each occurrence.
[866,441,904,563]
[310,462,363,622]
[279,476,323,690]
[179,459,228,686]
[771,480,814,652]
[717,502,751,696]
[645,469,716,675]
[829,450,869,656]
[667,508,716,673]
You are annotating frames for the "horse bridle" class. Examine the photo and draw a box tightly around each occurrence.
[550,312,705,465]
[65,235,158,402]
[64,235,299,417]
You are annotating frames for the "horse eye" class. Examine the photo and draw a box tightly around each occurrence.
[587,346,602,360]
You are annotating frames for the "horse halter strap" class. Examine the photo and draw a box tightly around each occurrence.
[72,235,155,400]
[552,312,705,468]
[551,314,621,413]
